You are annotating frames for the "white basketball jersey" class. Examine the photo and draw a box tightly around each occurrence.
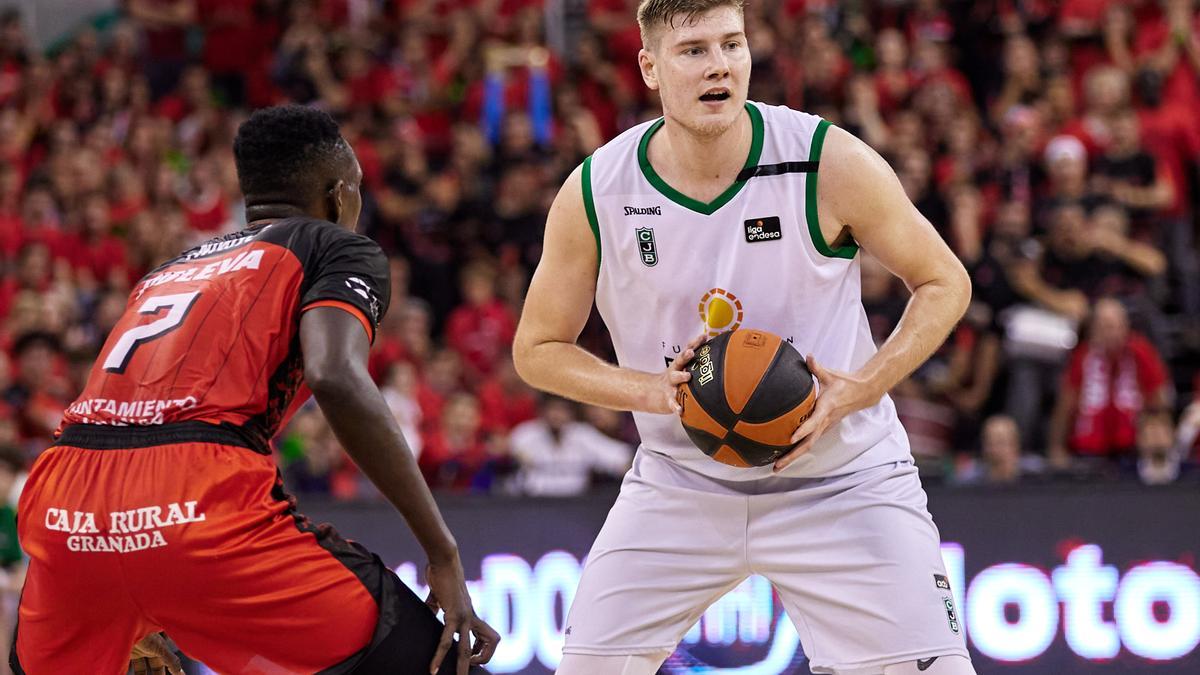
[585,101,912,481]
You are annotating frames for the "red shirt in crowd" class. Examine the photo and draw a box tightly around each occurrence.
[0,210,20,259]
[139,0,191,64]
[109,197,148,228]
[1065,332,1168,456]
[1058,0,1113,95]
[444,300,516,377]
[477,377,536,433]
[367,335,411,383]
[57,233,129,284]
[873,69,915,117]
[181,190,229,233]
[1132,8,1200,114]
[418,431,486,491]
[0,60,21,107]
[197,0,259,74]
[416,383,447,434]
[345,64,397,109]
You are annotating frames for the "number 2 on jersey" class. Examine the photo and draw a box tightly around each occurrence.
[103,291,203,374]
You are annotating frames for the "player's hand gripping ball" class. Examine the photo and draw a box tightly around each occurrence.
[676,329,817,467]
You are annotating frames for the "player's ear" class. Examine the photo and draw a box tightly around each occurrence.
[328,179,345,223]
[639,48,659,90]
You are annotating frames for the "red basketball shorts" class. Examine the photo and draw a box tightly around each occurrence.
[14,425,389,674]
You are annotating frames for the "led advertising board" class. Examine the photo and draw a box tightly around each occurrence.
[210,483,1198,674]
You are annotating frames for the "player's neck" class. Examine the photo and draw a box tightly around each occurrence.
[649,109,751,203]
[245,202,317,226]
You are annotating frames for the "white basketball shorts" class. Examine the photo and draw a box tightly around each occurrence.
[562,450,970,674]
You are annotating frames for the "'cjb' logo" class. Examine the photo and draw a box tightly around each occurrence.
[636,227,658,267]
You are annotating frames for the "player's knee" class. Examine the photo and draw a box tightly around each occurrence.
[881,654,976,675]
[555,650,671,675]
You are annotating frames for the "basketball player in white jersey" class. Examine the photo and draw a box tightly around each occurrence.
[513,0,976,673]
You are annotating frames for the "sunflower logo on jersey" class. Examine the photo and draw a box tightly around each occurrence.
[698,288,743,337]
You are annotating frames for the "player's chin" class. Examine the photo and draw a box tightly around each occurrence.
[688,107,739,135]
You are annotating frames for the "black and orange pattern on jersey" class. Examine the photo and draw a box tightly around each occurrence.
[58,217,390,452]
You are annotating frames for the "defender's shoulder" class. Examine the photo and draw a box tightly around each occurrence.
[254,216,381,260]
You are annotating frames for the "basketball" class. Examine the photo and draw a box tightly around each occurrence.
[676,329,817,467]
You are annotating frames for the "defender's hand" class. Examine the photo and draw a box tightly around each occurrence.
[130,633,183,675]
[644,332,707,415]
[466,615,500,667]
[773,356,882,473]
[425,558,500,674]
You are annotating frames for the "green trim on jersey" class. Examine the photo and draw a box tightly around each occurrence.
[582,155,601,266]
[806,120,858,259]
[636,103,764,216]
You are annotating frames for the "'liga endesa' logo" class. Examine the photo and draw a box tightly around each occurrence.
[698,288,744,337]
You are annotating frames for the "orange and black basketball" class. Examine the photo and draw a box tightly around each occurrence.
[676,329,817,467]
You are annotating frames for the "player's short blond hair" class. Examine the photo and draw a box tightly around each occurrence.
[636,0,745,50]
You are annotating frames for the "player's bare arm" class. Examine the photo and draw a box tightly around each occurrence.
[300,307,499,673]
[777,126,971,471]
[513,164,700,414]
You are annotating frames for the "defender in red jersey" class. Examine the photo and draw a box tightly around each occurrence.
[13,106,498,675]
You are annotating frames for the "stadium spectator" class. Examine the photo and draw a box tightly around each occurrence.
[0,0,1196,498]
[0,442,24,675]
[871,28,915,118]
[125,0,196,98]
[1061,64,1129,155]
[1177,380,1200,458]
[281,407,361,499]
[991,104,1044,206]
[937,302,1004,446]
[896,148,948,237]
[3,332,67,445]
[177,156,233,235]
[0,444,25,565]
[60,192,131,290]
[380,361,424,460]
[1037,135,1101,221]
[508,396,632,497]
[1135,409,1189,485]
[990,33,1044,125]
[969,200,1035,320]
[1048,298,1172,470]
[582,403,639,446]
[0,163,20,257]
[893,296,1003,474]
[955,414,1045,485]
[1038,202,1166,309]
[861,253,905,347]
[478,356,538,434]
[1105,0,1200,121]
[416,347,465,437]
[419,392,513,492]
[445,261,518,379]
[999,201,1092,450]
[1092,108,1175,228]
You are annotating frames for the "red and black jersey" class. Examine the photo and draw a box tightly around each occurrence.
[59,217,390,451]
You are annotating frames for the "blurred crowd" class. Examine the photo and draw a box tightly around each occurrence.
[0,0,1196,517]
